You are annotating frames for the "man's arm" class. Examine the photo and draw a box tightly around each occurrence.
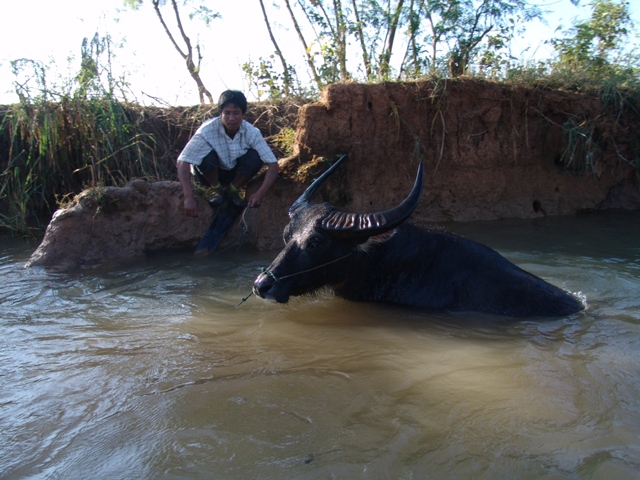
[177,160,199,217]
[248,161,279,208]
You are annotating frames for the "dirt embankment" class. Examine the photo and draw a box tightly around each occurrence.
[285,81,640,222]
[27,80,640,269]
[249,80,640,250]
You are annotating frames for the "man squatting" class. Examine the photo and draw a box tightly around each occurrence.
[177,90,280,216]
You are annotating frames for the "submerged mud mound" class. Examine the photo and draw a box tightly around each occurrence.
[26,180,212,270]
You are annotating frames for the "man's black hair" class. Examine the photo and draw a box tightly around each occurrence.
[218,90,247,114]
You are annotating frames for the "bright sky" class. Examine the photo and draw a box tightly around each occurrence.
[0,0,638,106]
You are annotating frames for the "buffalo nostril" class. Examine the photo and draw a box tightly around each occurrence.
[256,272,274,288]
[253,273,274,297]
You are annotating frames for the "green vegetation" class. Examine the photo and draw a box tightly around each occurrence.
[1,33,185,234]
[272,127,297,157]
[0,94,173,235]
[515,0,639,98]
[532,0,639,173]
[245,0,546,97]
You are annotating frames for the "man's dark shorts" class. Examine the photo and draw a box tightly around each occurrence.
[193,148,263,187]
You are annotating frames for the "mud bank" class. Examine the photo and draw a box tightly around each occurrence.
[28,80,640,269]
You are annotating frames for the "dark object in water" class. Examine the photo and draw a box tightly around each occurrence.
[195,200,244,253]
[253,156,584,317]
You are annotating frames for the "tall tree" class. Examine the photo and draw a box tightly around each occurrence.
[124,0,219,105]
[552,0,633,73]
[351,0,372,78]
[258,0,293,95]
[284,0,323,88]
[262,0,544,87]
[399,0,426,77]
[378,0,405,78]
[333,0,350,79]
[418,0,541,77]
[294,0,351,83]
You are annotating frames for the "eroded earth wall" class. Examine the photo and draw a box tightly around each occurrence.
[288,80,640,225]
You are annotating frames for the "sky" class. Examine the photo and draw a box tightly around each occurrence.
[1,0,639,106]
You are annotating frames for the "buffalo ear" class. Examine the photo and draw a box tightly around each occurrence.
[369,230,396,243]
[356,230,397,250]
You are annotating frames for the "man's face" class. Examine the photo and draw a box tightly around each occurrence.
[220,103,244,134]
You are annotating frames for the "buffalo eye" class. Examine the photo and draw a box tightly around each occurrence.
[304,235,325,252]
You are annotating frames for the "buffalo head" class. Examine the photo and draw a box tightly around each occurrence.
[253,156,424,303]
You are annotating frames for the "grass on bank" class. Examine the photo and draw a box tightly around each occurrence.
[0,97,166,234]
[0,94,302,235]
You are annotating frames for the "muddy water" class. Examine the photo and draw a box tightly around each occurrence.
[1,212,639,479]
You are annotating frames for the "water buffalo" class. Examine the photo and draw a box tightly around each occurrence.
[253,157,584,317]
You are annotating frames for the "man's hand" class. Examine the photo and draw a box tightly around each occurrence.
[177,160,199,217]
[248,161,279,208]
[184,196,198,217]
[248,191,265,208]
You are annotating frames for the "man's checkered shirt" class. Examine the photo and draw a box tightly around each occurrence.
[177,117,277,170]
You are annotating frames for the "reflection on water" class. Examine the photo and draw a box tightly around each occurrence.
[1,212,640,479]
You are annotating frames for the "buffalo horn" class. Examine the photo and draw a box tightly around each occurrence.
[319,162,424,239]
[288,155,348,216]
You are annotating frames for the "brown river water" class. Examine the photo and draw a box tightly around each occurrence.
[1,212,639,479]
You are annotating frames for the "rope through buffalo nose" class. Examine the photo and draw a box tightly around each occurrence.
[261,267,281,283]
[236,253,352,307]
[261,253,352,282]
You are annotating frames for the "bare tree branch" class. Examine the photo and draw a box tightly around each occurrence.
[284,0,323,89]
[258,0,292,95]
[151,0,213,104]
[378,0,405,78]
[351,0,372,78]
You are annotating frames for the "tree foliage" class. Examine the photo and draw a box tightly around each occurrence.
[10,32,129,103]
[253,0,543,96]
[552,0,635,75]
[111,0,637,101]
